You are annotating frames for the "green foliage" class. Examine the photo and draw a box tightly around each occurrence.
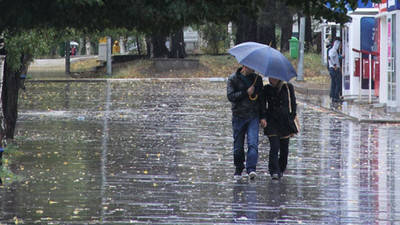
[4,29,58,72]
[286,0,382,23]
[0,144,24,185]
[0,0,263,35]
[200,22,229,55]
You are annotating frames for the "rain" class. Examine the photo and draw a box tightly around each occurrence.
[1,80,400,224]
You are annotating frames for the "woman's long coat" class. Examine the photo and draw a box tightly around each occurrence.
[263,81,297,137]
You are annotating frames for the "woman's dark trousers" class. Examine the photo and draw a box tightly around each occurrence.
[268,136,289,177]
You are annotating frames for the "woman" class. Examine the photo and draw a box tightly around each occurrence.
[263,77,297,180]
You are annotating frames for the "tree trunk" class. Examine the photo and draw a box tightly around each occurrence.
[78,38,84,55]
[235,12,257,44]
[136,35,142,56]
[276,1,294,52]
[257,1,276,48]
[65,41,70,75]
[145,37,152,58]
[0,39,5,145]
[169,28,186,58]
[280,22,293,52]
[85,37,92,55]
[257,24,276,48]
[3,70,19,139]
[2,54,30,139]
[149,35,169,58]
[119,37,126,54]
[305,16,313,52]
[316,31,322,53]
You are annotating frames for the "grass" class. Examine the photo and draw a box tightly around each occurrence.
[0,144,24,185]
[71,58,102,71]
[71,53,329,84]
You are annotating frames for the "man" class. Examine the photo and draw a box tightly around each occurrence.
[328,39,343,102]
[227,66,267,180]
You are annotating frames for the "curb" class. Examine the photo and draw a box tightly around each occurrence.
[292,84,329,96]
[292,82,329,95]
[26,77,229,83]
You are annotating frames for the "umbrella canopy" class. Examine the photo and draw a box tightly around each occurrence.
[228,42,297,81]
[70,41,79,46]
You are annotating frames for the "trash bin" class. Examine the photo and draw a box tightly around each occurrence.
[289,37,299,59]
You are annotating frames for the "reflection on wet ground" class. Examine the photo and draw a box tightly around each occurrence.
[1,80,400,224]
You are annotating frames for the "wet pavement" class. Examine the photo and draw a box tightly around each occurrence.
[1,79,400,224]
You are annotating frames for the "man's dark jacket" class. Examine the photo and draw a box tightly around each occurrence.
[227,67,266,119]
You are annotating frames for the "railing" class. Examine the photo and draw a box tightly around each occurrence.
[352,48,379,103]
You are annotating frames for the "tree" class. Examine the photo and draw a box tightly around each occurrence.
[0,0,263,140]
[200,22,229,55]
[305,16,313,52]
[2,29,58,139]
[235,12,258,44]
[285,0,382,24]
[276,2,295,51]
[169,28,187,58]
[257,0,277,48]
[0,0,383,141]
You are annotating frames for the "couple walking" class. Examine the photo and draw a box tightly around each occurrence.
[227,66,297,180]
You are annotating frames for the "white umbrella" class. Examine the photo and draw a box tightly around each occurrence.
[70,41,79,46]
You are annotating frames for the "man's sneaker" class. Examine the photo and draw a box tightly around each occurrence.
[234,169,243,179]
[271,174,279,180]
[249,171,257,180]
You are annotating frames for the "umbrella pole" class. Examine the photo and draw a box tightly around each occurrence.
[249,74,259,101]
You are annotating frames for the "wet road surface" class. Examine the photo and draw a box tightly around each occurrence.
[1,80,400,224]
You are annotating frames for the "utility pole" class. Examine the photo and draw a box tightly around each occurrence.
[65,41,71,76]
[297,17,305,81]
[107,37,112,76]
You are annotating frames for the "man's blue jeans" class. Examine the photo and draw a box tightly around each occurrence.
[329,68,336,98]
[232,116,259,173]
[329,67,342,99]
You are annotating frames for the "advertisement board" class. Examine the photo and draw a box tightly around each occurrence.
[388,0,400,11]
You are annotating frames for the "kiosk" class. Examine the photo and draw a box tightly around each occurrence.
[386,0,400,110]
[342,8,379,102]
[374,1,388,105]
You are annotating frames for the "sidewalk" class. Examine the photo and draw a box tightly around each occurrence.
[292,80,400,123]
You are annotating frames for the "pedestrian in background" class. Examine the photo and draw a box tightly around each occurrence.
[227,66,267,180]
[113,40,120,54]
[328,39,343,102]
[262,77,297,180]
